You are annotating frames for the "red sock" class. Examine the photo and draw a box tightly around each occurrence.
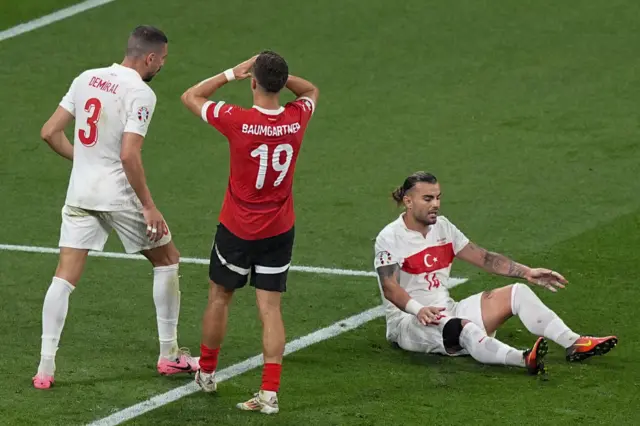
[199,344,220,374]
[261,363,282,392]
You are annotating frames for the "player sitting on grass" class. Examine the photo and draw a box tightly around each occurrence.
[374,171,617,375]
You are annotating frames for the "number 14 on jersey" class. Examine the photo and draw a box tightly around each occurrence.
[250,143,294,189]
[425,273,441,291]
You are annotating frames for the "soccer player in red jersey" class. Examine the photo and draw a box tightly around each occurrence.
[181,51,319,413]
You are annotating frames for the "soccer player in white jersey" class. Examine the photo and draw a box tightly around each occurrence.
[32,26,198,389]
[374,172,617,376]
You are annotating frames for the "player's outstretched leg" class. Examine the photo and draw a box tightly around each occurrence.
[196,281,235,393]
[453,319,548,376]
[33,248,88,389]
[142,242,198,375]
[510,283,617,362]
[236,289,283,414]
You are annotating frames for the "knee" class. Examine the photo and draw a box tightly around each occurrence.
[510,282,531,310]
[166,245,180,265]
[208,281,234,305]
[483,284,518,301]
[257,293,283,317]
[511,282,531,296]
[483,284,519,314]
[152,245,180,267]
[442,318,471,352]
[457,320,485,348]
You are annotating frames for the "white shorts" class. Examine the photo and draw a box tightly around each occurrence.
[394,292,496,356]
[58,205,172,254]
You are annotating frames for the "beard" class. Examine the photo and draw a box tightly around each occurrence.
[143,66,162,83]
[416,211,438,226]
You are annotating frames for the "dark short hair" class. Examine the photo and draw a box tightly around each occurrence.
[126,25,168,58]
[391,172,438,205]
[253,50,288,93]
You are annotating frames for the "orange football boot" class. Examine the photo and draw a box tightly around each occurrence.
[524,337,548,376]
[566,336,618,362]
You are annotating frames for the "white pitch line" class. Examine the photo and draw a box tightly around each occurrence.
[0,243,470,285]
[0,0,117,42]
[88,305,388,426]
[0,243,378,277]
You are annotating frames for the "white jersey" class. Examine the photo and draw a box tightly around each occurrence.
[59,63,156,211]
[374,214,469,336]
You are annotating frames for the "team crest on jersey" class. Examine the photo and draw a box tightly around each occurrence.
[137,106,150,123]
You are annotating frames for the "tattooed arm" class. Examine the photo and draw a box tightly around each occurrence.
[377,263,445,324]
[377,264,412,311]
[456,242,568,292]
[456,242,531,279]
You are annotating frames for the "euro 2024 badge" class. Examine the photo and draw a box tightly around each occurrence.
[137,106,150,123]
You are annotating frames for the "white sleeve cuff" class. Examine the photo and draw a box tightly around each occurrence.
[123,129,147,137]
[297,96,315,114]
[201,100,214,122]
[59,101,75,116]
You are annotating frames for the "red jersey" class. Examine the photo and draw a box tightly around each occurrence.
[201,96,315,240]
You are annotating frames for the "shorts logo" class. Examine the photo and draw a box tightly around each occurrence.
[137,106,150,123]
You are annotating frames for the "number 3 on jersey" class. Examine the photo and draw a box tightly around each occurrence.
[79,98,102,147]
[251,143,293,189]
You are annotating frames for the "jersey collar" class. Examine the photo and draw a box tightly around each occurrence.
[111,63,142,80]
[252,105,285,115]
[398,213,432,237]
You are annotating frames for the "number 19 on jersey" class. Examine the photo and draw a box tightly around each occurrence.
[250,143,294,189]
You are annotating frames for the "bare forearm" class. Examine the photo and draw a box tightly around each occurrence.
[187,73,228,99]
[482,250,531,278]
[377,264,412,310]
[122,155,154,208]
[285,75,318,98]
[181,73,229,117]
[383,284,412,311]
[458,242,531,279]
[44,131,73,161]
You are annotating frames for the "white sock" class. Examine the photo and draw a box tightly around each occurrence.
[459,322,525,367]
[38,277,75,375]
[153,264,180,358]
[511,283,579,348]
[260,390,277,401]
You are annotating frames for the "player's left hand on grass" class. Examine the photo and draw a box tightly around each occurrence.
[232,55,258,80]
[143,206,165,242]
[525,268,567,292]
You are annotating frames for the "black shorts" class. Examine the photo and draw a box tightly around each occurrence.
[209,223,295,292]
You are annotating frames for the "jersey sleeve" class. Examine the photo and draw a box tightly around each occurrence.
[59,77,79,116]
[286,96,315,126]
[374,233,402,270]
[201,100,237,136]
[445,218,470,254]
[124,87,157,137]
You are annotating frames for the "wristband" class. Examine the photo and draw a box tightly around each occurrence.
[405,299,424,316]
[223,68,235,82]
